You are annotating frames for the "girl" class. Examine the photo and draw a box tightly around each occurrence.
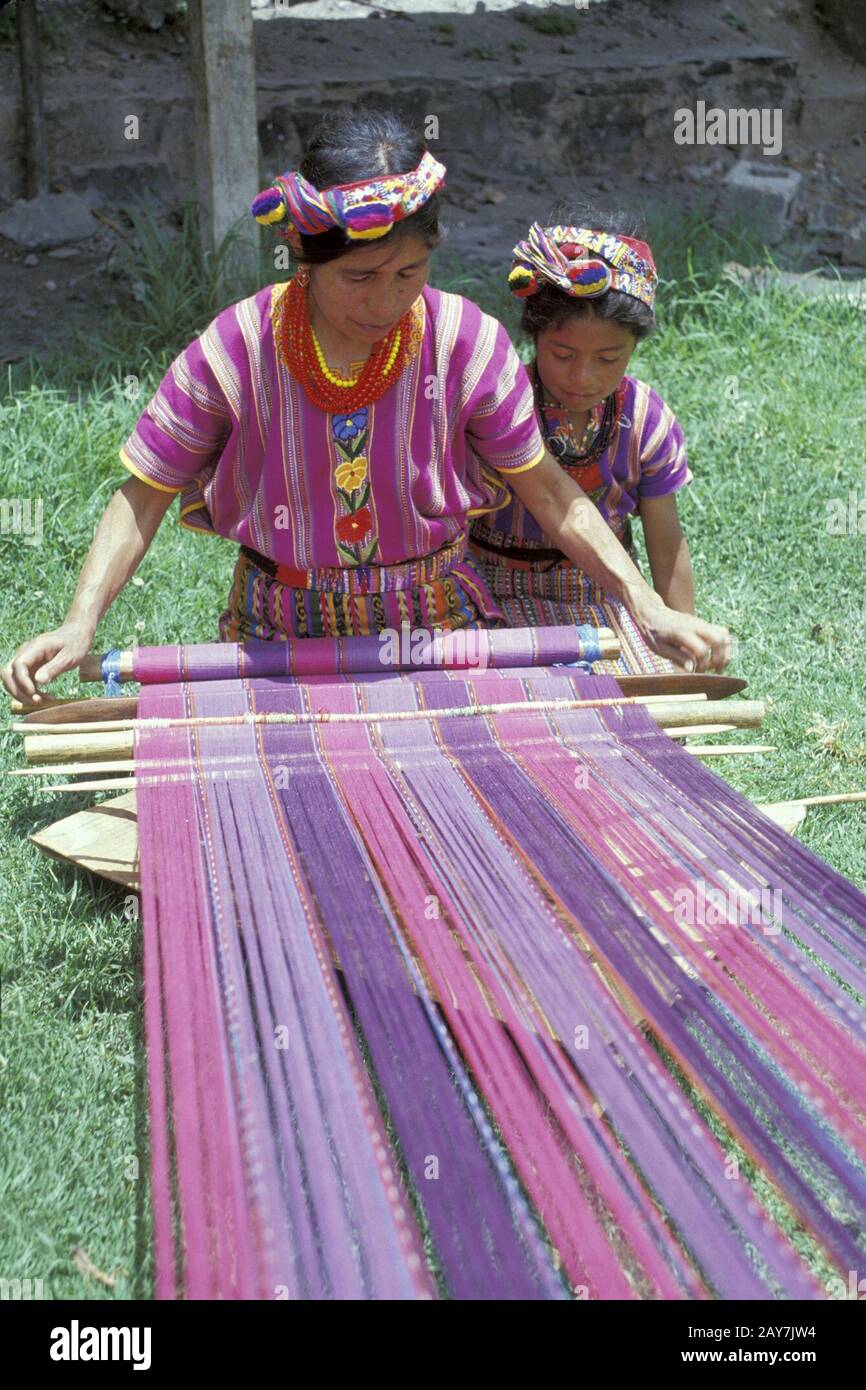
[2,117,730,704]
[469,216,697,674]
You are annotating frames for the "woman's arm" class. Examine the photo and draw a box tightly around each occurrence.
[638,493,695,615]
[505,451,731,671]
[1,476,177,702]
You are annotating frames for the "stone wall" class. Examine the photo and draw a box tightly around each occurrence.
[0,0,864,269]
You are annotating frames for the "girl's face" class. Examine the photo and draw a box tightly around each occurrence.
[535,312,637,410]
[307,233,430,345]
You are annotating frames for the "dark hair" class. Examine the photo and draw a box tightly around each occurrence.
[293,109,442,265]
[519,202,656,343]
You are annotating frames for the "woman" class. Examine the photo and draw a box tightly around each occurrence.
[1,111,730,705]
[469,216,696,675]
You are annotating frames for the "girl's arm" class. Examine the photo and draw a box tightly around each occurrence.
[638,493,695,615]
[506,450,731,671]
[1,477,177,702]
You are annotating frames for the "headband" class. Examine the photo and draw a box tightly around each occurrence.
[250,150,446,242]
[508,223,657,309]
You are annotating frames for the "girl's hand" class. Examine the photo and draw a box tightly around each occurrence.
[633,596,732,672]
[2,620,97,703]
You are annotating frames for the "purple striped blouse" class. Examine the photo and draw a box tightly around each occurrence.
[119,282,546,569]
[469,374,693,550]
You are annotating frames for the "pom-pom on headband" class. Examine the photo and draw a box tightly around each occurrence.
[508,223,657,309]
[251,150,447,242]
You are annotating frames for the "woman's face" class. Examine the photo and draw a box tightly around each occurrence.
[535,312,636,410]
[308,233,430,345]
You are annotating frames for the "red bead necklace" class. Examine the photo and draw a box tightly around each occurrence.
[273,272,423,412]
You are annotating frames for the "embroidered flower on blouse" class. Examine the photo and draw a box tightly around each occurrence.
[333,410,368,442]
[335,507,372,543]
[332,411,378,565]
[335,457,369,492]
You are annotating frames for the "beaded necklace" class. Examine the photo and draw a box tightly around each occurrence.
[274,272,423,412]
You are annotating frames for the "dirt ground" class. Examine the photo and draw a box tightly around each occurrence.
[1,0,864,367]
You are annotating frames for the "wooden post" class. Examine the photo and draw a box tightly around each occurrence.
[16,0,48,199]
[187,0,260,281]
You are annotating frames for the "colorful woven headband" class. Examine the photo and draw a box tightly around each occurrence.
[508,223,657,310]
[250,150,446,242]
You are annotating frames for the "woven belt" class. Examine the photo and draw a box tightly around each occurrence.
[470,518,634,569]
[239,531,469,595]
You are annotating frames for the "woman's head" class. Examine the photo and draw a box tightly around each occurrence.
[296,110,443,264]
[253,110,443,346]
[511,208,657,410]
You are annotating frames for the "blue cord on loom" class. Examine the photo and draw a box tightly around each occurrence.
[552,623,601,673]
[101,649,124,697]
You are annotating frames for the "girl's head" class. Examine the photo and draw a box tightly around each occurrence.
[252,110,444,344]
[510,209,657,411]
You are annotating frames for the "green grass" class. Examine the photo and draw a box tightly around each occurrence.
[1,202,865,1298]
[516,7,578,38]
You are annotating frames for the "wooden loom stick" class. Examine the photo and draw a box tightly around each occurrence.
[757,802,808,835]
[23,733,134,764]
[9,742,781,780]
[685,744,776,757]
[20,702,766,769]
[606,674,747,699]
[754,793,866,836]
[8,672,750,724]
[40,779,140,794]
[22,729,752,770]
[11,761,138,776]
[10,694,83,712]
[11,691,713,740]
[12,696,141,724]
[15,697,763,762]
[13,689,717,745]
[29,791,140,888]
[664,723,739,737]
[78,652,133,683]
[761,792,866,809]
[11,752,273,776]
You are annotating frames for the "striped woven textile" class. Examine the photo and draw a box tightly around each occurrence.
[130,624,606,684]
[490,590,672,674]
[466,549,676,676]
[135,659,866,1299]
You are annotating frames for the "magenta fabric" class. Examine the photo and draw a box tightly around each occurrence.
[119,283,545,567]
[131,625,605,683]
[136,655,866,1300]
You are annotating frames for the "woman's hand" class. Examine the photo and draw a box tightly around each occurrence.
[2,619,97,703]
[632,593,732,672]
[2,476,176,705]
